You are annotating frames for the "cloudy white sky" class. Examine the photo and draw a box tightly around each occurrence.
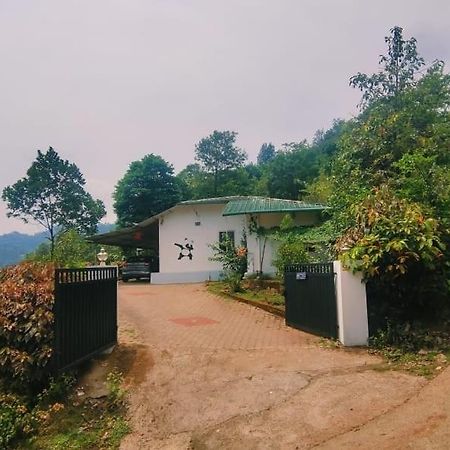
[1,0,449,234]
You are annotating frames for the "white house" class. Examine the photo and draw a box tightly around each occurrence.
[91,196,328,284]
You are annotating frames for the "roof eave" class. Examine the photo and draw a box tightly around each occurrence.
[223,207,329,216]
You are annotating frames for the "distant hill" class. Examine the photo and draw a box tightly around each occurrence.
[0,224,115,267]
[0,231,48,267]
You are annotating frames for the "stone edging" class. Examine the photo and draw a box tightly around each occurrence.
[227,293,285,318]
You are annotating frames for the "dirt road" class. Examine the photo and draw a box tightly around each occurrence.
[116,283,441,449]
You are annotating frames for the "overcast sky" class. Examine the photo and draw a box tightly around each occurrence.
[1,0,449,234]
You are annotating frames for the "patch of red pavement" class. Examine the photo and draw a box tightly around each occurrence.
[169,316,219,327]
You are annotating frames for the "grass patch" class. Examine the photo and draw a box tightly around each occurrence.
[207,281,284,308]
[10,371,130,450]
[369,323,450,378]
[23,403,129,450]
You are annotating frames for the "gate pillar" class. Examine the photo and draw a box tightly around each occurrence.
[334,261,369,346]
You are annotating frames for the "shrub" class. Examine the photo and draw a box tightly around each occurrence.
[272,233,308,276]
[0,392,29,448]
[0,262,55,387]
[210,237,247,293]
[336,186,444,278]
[337,186,448,321]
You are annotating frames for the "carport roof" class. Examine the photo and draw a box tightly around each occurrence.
[87,220,158,249]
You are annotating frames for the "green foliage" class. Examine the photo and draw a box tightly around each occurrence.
[337,186,444,279]
[0,392,29,448]
[261,123,345,201]
[272,234,309,276]
[26,230,123,268]
[1,147,106,256]
[269,217,335,275]
[332,31,450,234]
[195,130,247,195]
[113,154,181,227]
[264,142,316,199]
[13,372,129,449]
[350,26,425,108]
[257,143,276,165]
[0,374,74,449]
[106,370,126,408]
[210,236,247,292]
[177,163,261,200]
[0,262,55,387]
[369,322,450,377]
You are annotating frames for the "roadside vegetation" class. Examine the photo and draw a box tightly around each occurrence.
[22,371,129,450]
[0,263,129,449]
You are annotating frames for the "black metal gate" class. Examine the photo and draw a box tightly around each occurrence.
[53,267,118,372]
[284,263,338,339]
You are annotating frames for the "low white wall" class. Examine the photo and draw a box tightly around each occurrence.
[151,270,222,284]
[334,260,369,346]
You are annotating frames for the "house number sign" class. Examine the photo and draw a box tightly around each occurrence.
[296,272,307,281]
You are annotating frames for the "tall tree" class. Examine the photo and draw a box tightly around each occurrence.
[350,26,426,108]
[332,57,450,231]
[195,130,247,195]
[257,143,276,165]
[2,147,106,256]
[113,154,181,227]
[329,28,450,320]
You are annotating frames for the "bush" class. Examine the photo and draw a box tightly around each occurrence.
[272,234,309,276]
[210,236,247,293]
[336,186,448,321]
[0,392,29,448]
[0,376,71,449]
[0,262,55,387]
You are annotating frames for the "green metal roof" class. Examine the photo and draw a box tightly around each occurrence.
[179,196,248,206]
[222,197,328,216]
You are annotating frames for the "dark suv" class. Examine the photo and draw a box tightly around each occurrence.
[121,257,151,282]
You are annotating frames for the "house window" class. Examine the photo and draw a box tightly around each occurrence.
[219,231,235,249]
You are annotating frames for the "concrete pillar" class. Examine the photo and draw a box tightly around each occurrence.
[333,260,369,346]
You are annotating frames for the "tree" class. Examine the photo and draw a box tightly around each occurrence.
[265,142,318,199]
[26,229,123,268]
[331,31,450,232]
[2,147,106,257]
[195,130,247,195]
[350,26,426,108]
[176,164,212,200]
[328,28,450,322]
[257,143,276,165]
[113,154,182,227]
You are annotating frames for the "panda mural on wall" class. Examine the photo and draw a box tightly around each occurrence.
[174,238,194,261]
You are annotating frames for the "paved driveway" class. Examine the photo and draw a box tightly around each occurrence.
[117,283,426,449]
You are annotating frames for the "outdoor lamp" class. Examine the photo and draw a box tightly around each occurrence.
[97,247,108,266]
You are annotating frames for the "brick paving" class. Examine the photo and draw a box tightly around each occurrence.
[118,283,317,351]
[117,282,427,450]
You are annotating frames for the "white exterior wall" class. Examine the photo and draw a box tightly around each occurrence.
[333,260,369,346]
[151,204,246,284]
